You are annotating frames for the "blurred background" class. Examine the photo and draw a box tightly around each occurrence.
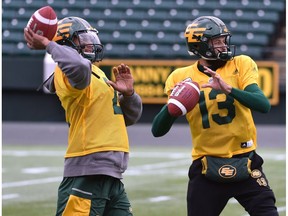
[2,0,286,124]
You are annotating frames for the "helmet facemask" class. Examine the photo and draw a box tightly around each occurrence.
[206,34,235,61]
[72,30,104,62]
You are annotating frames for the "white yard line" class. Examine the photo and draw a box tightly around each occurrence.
[130,159,189,170]
[126,159,189,176]
[22,167,62,174]
[2,150,64,157]
[148,196,172,202]
[2,193,20,200]
[2,177,62,188]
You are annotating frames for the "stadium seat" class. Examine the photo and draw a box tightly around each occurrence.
[232,34,269,46]
[228,21,275,34]
[2,29,24,43]
[2,0,285,60]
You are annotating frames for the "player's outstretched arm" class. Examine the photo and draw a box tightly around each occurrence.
[151,104,177,137]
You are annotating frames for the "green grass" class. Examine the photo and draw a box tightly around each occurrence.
[2,145,286,216]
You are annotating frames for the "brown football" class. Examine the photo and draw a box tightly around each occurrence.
[26,6,58,40]
[168,81,200,117]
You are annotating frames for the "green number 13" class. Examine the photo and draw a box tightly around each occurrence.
[199,89,235,129]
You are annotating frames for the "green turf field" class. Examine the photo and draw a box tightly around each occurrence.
[2,145,286,216]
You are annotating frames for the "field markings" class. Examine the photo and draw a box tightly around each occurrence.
[2,150,65,157]
[22,167,62,174]
[2,194,19,200]
[130,152,190,159]
[148,196,172,202]
[277,206,286,213]
[2,177,62,188]
[126,159,189,176]
[2,149,286,207]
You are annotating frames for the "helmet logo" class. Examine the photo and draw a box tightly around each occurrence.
[53,22,72,41]
[185,24,206,43]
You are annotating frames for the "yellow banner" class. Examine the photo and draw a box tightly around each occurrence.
[98,59,279,105]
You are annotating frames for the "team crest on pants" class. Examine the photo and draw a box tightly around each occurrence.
[219,165,236,178]
[251,169,262,178]
[251,169,268,186]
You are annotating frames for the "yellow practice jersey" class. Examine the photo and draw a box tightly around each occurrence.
[54,64,129,158]
[165,55,258,160]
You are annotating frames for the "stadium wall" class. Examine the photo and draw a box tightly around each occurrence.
[2,56,286,124]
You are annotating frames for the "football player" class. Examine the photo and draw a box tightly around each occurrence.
[24,16,142,216]
[152,16,279,216]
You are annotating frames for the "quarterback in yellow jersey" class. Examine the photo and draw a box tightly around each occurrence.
[152,16,278,216]
[24,17,142,216]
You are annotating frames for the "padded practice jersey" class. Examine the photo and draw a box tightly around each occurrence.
[54,64,129,158]
[165,55,259,160]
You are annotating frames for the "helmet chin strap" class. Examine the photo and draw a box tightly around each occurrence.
[217,50,232,61]
[217,44,236,61]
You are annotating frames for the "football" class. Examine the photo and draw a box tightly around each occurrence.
[26,6,58,40]
[167,81,200,117]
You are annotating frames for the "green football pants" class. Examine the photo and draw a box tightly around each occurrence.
[55,175,133,216]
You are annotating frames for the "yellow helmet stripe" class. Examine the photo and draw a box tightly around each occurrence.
[185,27,206,42]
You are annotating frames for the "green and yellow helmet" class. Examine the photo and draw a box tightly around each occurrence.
[53,17,104,62]
[184,16,235,61]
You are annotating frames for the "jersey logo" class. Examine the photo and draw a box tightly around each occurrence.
[241,139,253,148]
[218,165,237,178]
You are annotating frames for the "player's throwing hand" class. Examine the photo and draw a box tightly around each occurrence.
[24,27,50,50]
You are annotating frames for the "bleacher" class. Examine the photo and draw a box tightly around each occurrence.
[2,0,285,60]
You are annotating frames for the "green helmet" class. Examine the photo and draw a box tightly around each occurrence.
[184,16,235,61]
[53,17,104,62]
